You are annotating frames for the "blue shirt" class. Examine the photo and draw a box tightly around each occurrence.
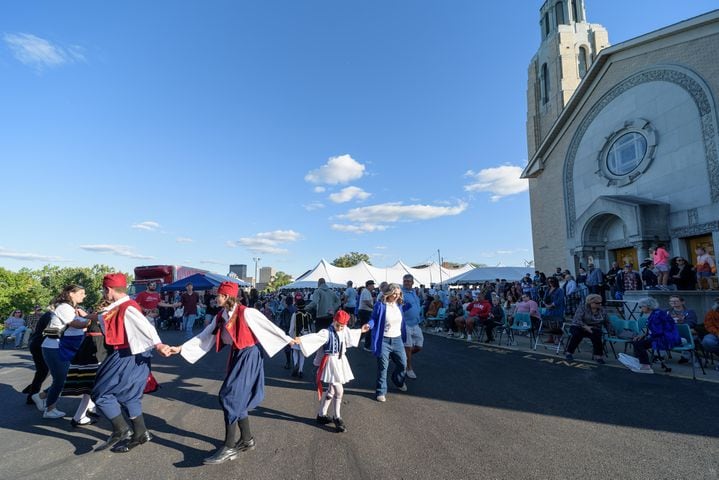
[401,288,421,327]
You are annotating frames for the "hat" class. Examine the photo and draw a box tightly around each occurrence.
[103,273,127,288]
[365,280,375,287]
[334,310,350,325]
[295,298,305,309]
[217,281,239,297]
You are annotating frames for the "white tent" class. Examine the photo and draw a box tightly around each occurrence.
[440,266,532,285]
[279,259,475,290]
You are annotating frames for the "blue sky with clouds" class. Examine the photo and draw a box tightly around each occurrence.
[1,1,716,279]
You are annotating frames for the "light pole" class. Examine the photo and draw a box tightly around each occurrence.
[252,257,261,288]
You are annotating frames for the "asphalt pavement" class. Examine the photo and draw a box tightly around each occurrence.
[1,329,718,480]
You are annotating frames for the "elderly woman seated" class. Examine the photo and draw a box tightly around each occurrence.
[565,294,610,364]
[622,297,680,374]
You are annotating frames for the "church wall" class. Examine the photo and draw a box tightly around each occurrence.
[529,30,719,273]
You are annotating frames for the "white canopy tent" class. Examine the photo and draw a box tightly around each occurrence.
[439,266,532,285]
[279,259,474,290]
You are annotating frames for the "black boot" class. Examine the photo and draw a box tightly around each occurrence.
[112,415,153,453]
[333,417,346,433]
[204,421,239,465]
[234,417,256,451]
[96,415,132,451]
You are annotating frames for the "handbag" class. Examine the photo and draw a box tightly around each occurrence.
[173,307,184,318]
[42,312,66,338]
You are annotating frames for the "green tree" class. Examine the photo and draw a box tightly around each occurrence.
[331,252,371,268]
[0,267,42,317]
[265,271,293,292]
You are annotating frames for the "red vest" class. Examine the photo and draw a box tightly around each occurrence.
[105,299,142,349]
[215,304,257,352]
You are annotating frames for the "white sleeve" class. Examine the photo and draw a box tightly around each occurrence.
[54,304,77,327]
[180,319,217,364]
[345,328,362,348]
[298,329,330,357]
[124,306,163,355]
[288,313,297,337]
[244,308,294,358]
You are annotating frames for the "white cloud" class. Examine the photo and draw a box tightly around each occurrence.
[131,221,161,231]
[303,202,325,211]
[464,165,528,202]
[0,247,64,262]
[3,33,85,70]
[329,186,371,204]
[331,223,388,234]
[227,230,301,255]
[313,186,326,193]
[79,244,154,260]
[375,246,388,250]
[304,154,366,185]
[337,201,467,223]
[200,259,227,266]
[176,237,194,243]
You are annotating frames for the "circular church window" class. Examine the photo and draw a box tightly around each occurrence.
[606,132,647,176]
[597,119,657,187]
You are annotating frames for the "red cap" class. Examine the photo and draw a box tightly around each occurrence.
[333,310,350,326]
[103,273,127,288]
[217,281,239,297]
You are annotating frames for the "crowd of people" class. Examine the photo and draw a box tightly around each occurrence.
[4,249,718,464]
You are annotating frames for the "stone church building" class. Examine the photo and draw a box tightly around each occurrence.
[522,1,719,274]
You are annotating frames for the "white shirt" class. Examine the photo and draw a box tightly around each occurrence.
[359,288,374,311]
[99,296,162,355]
[41,303,86,349]
[384,303,402,338]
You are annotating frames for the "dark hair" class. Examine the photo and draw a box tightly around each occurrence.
[53,284,85,308]
[547,277,559,288]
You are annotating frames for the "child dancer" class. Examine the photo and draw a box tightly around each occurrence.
[288,299,313,378]
[295,310,369,433]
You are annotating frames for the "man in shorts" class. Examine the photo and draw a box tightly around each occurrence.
[401,274,423,379]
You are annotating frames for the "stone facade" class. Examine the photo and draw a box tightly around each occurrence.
[523,9,719,274]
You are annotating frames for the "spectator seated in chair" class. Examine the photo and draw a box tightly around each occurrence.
[699,299,719,356]
[540,277,565,344]
[3,309,28,348]
[667,295,699,364]
[625,297,680,374]
[565,294,610,364]
[457,296,491,342]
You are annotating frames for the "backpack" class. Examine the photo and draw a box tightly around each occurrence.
[295,311,313,335]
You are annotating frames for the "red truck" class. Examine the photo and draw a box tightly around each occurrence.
[129,265,208,296]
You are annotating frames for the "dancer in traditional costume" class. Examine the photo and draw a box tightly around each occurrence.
[168,281,294,465]
[91,273,171,453]
[295,310,369,432]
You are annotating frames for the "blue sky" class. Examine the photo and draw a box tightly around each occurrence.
[1,0,717,279]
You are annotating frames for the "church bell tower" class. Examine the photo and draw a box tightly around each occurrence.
[526,0,609,158]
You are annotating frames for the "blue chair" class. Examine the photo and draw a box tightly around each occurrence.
[426,307,447,331]
[605,318,638,358]
[672,323,705,380]
[510,312,535,347]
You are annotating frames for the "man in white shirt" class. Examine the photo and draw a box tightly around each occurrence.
[358,280,375,351]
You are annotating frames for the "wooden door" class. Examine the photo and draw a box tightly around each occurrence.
[612,247,638,269]
[687,235,714,265]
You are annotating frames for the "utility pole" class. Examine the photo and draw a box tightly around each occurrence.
[252,257,261,288]
[438,249,443,286]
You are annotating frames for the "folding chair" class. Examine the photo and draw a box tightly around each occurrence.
[534,315,564,351]
[672,323,706,380]
[426,307,446,332]
[604,318,639,359]
[494,311,515,346]
[510,313,534,348]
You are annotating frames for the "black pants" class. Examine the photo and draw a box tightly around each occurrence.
[444,315,457,332]
[358,310,372,349]
[25,343,49,396]
[566,326,604,356]
[480,319,500,341]
[632,337,654,365]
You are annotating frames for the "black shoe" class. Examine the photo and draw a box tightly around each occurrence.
[86,410,101,419]
[678,357,689,364]
[333,417,346,433]
[595,358,606,365]
[234,437,256,452]
[26,396,35,405]
[298,371,303,379]
[203,446,239,465]
[283,363,291,370]
[111,431,153,453]
[291,369,298,377]
[71,417,98,428]
[316,415,332,425]
[96,429,133,451]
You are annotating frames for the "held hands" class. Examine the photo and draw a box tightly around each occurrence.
[292,337,301,346]
[361,324,370,333]
[156,343,181,357]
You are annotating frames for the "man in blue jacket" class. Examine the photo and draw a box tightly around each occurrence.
[401,275,422,379]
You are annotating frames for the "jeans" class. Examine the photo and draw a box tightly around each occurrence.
[183,314,197,339]
[376,336,407,396]
[3,326,27,347]
[702,334,719,354]
[42,347,71,408]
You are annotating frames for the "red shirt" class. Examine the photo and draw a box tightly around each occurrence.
[468,300,491,319]
[135,291,161,311]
